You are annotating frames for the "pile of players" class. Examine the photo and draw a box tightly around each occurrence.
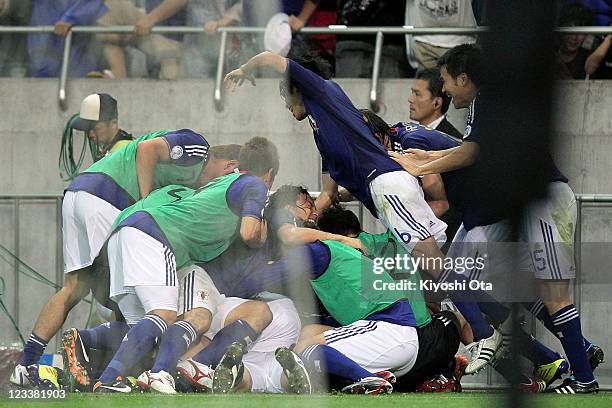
[9,43,604,395]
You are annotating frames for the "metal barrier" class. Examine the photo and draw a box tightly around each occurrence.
[2,25,612,111]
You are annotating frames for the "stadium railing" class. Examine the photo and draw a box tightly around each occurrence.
[2,25,612,112]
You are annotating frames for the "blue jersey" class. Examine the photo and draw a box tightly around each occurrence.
[462,95,568,230]
[287,60,403,216]
[390,122,465,208]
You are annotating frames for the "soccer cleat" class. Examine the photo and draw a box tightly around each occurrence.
[549,377,599,394]
[453,354,469,381]
[9,364,34,387]
[61,328,91,391]
[93,376,132,393]
[137,370,176,394]
[535,358,569,386]
[374,371,396,385]
[212,342,245,394]
[464,328,502,374]
[586,344,605,371]
[275,347,312,394]
[518,378,547,393]
[26,365,63,390]
[416,374,462,393]
[341,377,393,395]
[176,359,214,392]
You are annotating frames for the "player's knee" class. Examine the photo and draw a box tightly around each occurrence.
[181,308,213,334]
[61,270,92,305]
[294,333,326,354]
[149,309,177,326]
[239,301,272,334]
[538,280,571,314]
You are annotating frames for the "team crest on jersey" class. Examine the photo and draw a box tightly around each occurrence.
[197,290,209,301]
[307,115,319,132]
[170,145,184,159]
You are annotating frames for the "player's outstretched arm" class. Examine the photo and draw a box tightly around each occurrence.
[277,224,366,254]
[224,51,288,91]
[390,142,479,176]
[315,173,338,214]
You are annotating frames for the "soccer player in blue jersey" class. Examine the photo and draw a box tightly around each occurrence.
[224,49,502,374]
[390,44,602,393]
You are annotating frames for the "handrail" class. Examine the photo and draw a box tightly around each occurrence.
[3,25,612,111]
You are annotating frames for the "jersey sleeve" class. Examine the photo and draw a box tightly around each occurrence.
[227,176,269,219]
[393,122,431,151]
[162,129,210,166]
[463,97,481,143]
[287,59,330,101]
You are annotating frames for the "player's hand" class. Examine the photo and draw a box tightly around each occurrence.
[342,237,367,256]
[134,16,154,36]
[54,22,73,36]
[404,148,432,161]
[388,151,424,177]
[224,68,256,91]
[204,20,219,35]
[288,15,305,32]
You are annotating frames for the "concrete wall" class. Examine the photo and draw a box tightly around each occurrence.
[0,78,611,386]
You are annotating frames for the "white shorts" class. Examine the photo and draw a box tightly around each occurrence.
[243,351,284,393]
[520,182,576,280]
[446,220,514,283]
[323,320,419,377]
[108,227,177,299]
[204,296,301,354]
[114,285,179,323]
[177,264,223,316]
[62,191,120,273]
[369,171,447,252]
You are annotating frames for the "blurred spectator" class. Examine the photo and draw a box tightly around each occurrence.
[137,0,241,78]
[568,0,611,26]
[406,0,478,70]
[96,0,181,79]
[336,0,411,78]
[554,3,594,79]
[28,0,106,77]
[305,0,337,70]
[0,0,32,77]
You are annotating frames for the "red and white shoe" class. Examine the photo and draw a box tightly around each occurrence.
[416,374,462,393]
[341,377,393,395]
[176,359,214,392]
[518,377,547,393]
[454,354,469,381]
[374,371,396,385]
[137,370,176,394]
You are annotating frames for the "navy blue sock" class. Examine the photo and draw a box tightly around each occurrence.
[477,296,511,327]
[79,321,130,351]
[527,300,593,353]
[152,321,197,373]
[505,329,560,365]
[98,314,167,383]
[438,269,493,340]
[550,305,594,384]
[192,320,258,368]
[300,344,373,382]
[19,333,48,366]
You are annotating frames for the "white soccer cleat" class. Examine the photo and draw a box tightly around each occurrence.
[176,359,214,392]
[465,327,502,374]
[137,370,176,394]
[9,364,34,387]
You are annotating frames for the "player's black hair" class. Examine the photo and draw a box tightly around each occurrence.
[558,3,593,27]
[317,206,362,237]
[437,44,484,88]
[415,68,452,114]
[265,185,310,223]
[359,108,393,149]
[280,46,333,97]
[239,137,280,177]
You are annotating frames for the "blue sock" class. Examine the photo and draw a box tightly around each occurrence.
[527,300,593,353]
[79,321,130,351]
[550,305,595,384]
[98,314,167,383]
[510,329,560,365]
[192,320,257,368]
[300,344,373,382]
[438,269,493,340]
[152,321,197,373]
[477,296,511,327]
[19,333,48,366]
